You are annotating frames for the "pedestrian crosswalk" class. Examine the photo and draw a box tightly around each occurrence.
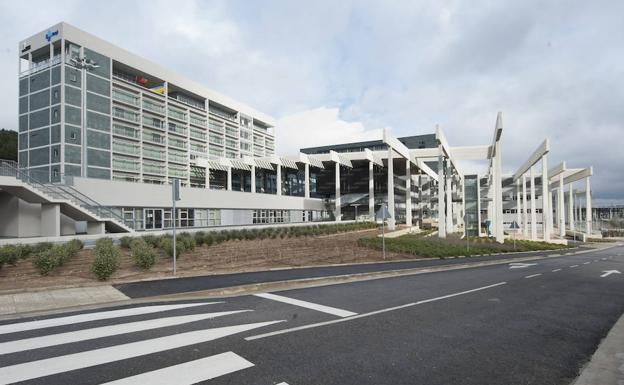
[0,301,284,384]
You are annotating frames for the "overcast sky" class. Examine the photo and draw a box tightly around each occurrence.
[1,0,622,205]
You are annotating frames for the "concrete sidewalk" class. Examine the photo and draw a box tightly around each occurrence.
[573,312,624,384]
[0,286,129,316]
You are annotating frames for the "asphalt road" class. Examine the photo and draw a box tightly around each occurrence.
[114,246,591,298]
[0,244,623,384]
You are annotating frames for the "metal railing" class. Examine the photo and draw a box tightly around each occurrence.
[0,159,127,227]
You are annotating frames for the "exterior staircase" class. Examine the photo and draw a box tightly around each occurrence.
[0,160,132,234]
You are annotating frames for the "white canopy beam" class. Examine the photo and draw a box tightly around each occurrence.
[512,138,550,181]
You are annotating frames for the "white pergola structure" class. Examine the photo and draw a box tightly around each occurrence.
[548,165,593,236]
[511,138,550,241]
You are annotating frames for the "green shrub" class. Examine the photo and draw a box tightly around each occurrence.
[31,239,82,276]
[141,235,160,248]
[91,238,121,280]
[119,236,133,249]
[204,233,215,246]
[194,231,206,246]
[159,236,185,258]
[130,238,157,270]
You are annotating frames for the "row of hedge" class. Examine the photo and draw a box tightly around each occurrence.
[33,240,84,275]
[357,233,573,258]
[0,242,54,269]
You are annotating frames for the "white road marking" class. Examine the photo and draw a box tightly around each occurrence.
[583,262,590,265]
[601,258,607,260]
[254,293,357,318]
[246,282,506,341]
[508,262,537,269]
[524,274,542,279]
[0,302,219,335]
[100,352,254,385]
[276,383,290,385]
[0,320,283,384]
[600,270,621,278]
[0,310,249,355]
[552,269,562,272]
[570,265,579,268]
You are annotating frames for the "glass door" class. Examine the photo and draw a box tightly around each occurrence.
[144,208,163,230]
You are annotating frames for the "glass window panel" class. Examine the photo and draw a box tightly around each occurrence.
[19,133,28,150]
[65,164,81,176]
[29,108,49,129]
[65,144,81,164]
[19,78,28,96]
[29,70,50,93]
[19,96,28,115]
[18,151,28,168]
[64,124,81,145]
[87,129,110,149]
[65,105,81,125]
[50,144,61,163]
[19,115,28,132]
[50,165,61,183]
[29,127,49,147]
[51,65,61,85]
[50,85,61,105]
[29,89,50,111]
[51,105,61,124]
[87,167,110,179]
[86,74,110,96]
[86,111,110,131]
[86,92,110,114]
[87,148,110,168]
[65,66,81,87]
[84,49,110,79]
[50,124,60,143]
[29,147,49,166]
[65,85,81,106]
[29,166,49,183]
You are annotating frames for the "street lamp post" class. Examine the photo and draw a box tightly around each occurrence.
[351,203,362,222]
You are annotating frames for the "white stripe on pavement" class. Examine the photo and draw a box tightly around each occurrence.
[583,262,590,265]
[276,383,290,385]
[0,320,284,384]
[254,293,357,318]
[570,265,579,268]
[246,282,506,341]
[100,352,254,385]
[524,274,542,279]
[552,269,562,272]
[0,310,249,355]
[0,302,219,335]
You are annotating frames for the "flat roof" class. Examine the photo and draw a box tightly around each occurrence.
[301,133,437,154]
[19,22,275,126]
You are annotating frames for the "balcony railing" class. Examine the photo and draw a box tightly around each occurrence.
[143,131,166,144]
[113,159,140,172]
[143,148,166,160]
[143,115,165,129]
[112,123,139,139]
[168,108,187,121]
[143,163,166,175]
[143,100,165,114]
[19,56,61,78]
[113,108,139,123]
[168,122,187,136]
[112,89,139,106]
[168,138,187,150]
[190,116,207,128]
[113,140,140,156]
[190,129,207,141]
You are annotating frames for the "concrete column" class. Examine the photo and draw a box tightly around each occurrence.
[405,159,412,227]
[437,150,446,238]
[335,162,341,221]
[304,163,310,198]
[541,154,550,241]
[418,175,424,228]
[530,166,537,240]
[494,140,504,243]
[387,148,395,230]
[476,175,482,237]
[586,177,592,235]
[522,174,528,238]
[226,167,232,191]
[276,165,282,196]
[558,175,565,237]
[569,184,574,231]
[516,179,522,231]
[205,167,210,189]
[551,190,556,235]
[41,203,61,237]
[445,160,453,235]
[250,165,256,193]
[87,222,105,235]
[368,160,374,220]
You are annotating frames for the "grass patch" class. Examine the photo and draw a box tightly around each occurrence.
[357,234,573,258]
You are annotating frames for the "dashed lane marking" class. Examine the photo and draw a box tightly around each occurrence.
[524,274,542,279]
[552,269,562,272]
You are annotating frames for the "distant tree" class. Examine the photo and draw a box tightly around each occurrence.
[0,129,17,161]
